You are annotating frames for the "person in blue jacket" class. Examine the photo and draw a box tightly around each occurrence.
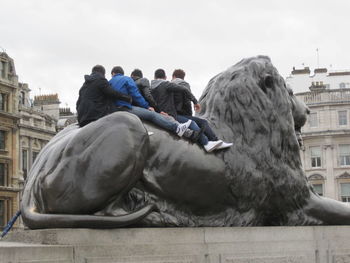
[108,66,191,137]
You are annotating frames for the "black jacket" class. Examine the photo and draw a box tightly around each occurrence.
[150,79,198,118]
[132,77,160,112]
[76,72,131,127]
[172,79,194,116]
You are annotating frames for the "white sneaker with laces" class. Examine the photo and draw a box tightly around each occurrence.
[176,120,192,137]
[216,141,233,150]
[204,140,223,152]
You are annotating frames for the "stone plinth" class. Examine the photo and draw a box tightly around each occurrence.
[2,226,350,263]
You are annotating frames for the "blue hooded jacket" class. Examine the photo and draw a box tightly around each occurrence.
[109,74,149,109]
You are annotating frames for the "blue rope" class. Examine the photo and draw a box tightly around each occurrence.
[1,210,21,239]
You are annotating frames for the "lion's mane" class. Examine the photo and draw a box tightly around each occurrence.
[197,56,310,225]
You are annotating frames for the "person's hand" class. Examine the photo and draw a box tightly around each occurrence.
[160,111,168,116]
[148,107,155,112]
[194,103,201,112]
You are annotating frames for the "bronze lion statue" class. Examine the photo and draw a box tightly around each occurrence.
[21,56,350,229]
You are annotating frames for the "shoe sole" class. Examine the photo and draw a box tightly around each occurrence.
[216,144,233,150]
[206,142,223,152]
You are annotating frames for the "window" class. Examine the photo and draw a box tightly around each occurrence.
[32,151,39,164]
[310,146,322,168]
[0,163,6,186]
[0,61,5,79]
[309,112,318,127]
[0,200,4,227]
[339,144,350,166]
[22,150,28,179]
[340,82,346,89]
[340,183,350,202]
[312,184,323,196]
[0,93,7,111]
[338,111,348,126]
[20,91,25,105]
[0,131,5,150]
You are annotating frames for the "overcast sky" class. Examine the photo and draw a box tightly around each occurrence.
[1,0,350,110]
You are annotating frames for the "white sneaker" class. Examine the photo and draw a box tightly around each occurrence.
[148,131,154,136]
[216,141,233,150]
[204,140,223,152]
[176,120,192,137]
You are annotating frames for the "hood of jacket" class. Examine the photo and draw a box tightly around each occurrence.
[84,72,104,83]
[150,79,166,89]
[172,78,190,90]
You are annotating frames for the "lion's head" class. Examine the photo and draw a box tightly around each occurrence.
[198,56,311,225]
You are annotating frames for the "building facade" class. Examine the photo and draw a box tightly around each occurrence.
[18,90,57,182]
[287,67,350,203]
[0,52,59,229]
[0,52,20,228]
[57,107,77,131]
[33,94,60,120]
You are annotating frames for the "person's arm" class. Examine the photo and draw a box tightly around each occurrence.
[167,83,198,105]
[127,78,149,109]
[138,79,161,112]
[100,79,131,103]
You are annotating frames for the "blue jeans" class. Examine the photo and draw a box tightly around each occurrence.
[176,115,208,146]
[129,106,178,132]
[183,115,218,141]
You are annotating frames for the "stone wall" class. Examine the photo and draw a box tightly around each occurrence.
[2,226,350,263]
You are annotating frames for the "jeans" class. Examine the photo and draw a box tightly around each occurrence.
[129,106,178,132]
[183,116,218,141]
[176,115,208,146]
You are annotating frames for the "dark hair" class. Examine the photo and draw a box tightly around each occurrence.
[92,65,106,75]
[111,66,124,75]
[172,69,186,79]
[154,69,166,79]
[131,69,143,78]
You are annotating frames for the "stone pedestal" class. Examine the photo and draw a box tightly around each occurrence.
[2,226,350,263]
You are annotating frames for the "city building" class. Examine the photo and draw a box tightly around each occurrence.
[18,90,57,182]
[287,67,350,203]
[0,52,60,229]
[0,52,20,228]
[57,107,77,131]
[33,93,60,120]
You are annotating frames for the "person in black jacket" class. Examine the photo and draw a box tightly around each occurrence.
[76,65,131,127]
[151,68,222,152]
[171,69,233,150]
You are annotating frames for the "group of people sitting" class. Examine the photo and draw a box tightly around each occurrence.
[76,65,233,153]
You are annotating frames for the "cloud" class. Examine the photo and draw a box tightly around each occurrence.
[1,0,350,110]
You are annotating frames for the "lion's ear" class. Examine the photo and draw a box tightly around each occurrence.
[260,74,274,93]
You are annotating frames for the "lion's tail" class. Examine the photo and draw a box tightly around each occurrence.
[20,201,156,229]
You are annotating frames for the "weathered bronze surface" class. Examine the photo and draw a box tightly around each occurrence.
[21,56,350,228]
